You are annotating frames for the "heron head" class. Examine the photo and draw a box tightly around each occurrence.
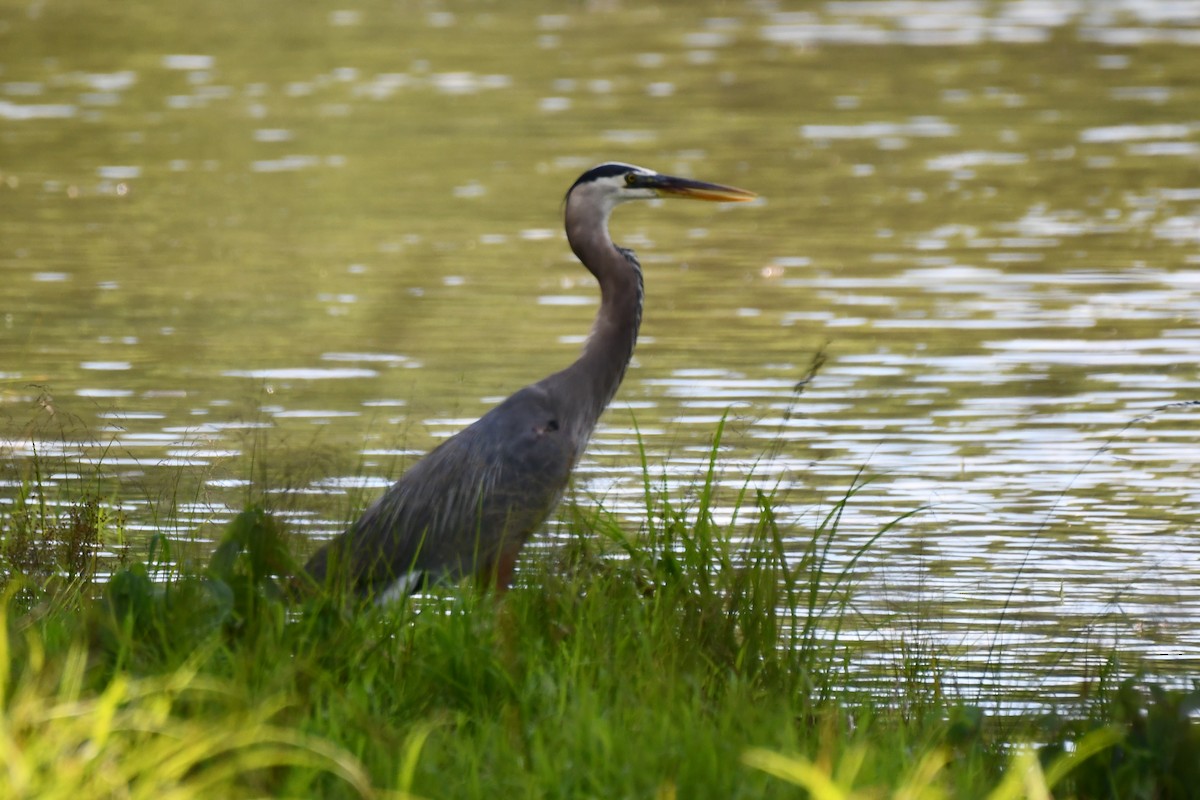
[566,162,756,217]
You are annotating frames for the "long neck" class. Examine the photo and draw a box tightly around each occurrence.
[544,196,643,437]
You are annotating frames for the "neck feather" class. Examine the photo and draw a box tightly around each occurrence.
[543,194,644,439]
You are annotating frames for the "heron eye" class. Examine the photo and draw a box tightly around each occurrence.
[624,173,637,186]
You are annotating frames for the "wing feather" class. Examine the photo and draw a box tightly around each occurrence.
[303,384,576,597]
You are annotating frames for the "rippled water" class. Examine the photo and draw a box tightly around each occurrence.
[3,0,1199,702]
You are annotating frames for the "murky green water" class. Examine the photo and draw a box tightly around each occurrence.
[3,0,1200,701]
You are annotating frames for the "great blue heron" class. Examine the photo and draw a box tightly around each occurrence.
[300,162,755,602]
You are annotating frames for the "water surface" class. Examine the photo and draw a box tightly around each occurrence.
[3,0,1200,703]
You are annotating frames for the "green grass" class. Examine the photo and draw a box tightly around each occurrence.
[3,417,1199,798]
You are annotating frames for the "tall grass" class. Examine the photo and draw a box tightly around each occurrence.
[0,592,380,799]
[3,405,1198,796]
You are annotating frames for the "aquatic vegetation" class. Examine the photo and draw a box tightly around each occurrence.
[2,418,1196,798]
[0,614,377,800]
[1,491,119,597]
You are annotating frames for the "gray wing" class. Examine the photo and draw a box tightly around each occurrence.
[302,384,577,597]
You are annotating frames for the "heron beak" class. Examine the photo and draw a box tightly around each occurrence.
[642,173,757,202]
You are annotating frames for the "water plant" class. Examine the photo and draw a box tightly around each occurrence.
[0,596,379,800]
[2,406,1198,797]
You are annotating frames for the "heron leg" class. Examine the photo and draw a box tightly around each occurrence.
[483,548,520,594]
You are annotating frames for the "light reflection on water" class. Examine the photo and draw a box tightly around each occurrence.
[2,0,1200,703]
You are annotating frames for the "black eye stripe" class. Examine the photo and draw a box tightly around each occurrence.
[566,162,645,198]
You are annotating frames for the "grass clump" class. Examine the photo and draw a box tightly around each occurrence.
[0,613,377,799]
[2,417,1198,797]
[1,487,126,606]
